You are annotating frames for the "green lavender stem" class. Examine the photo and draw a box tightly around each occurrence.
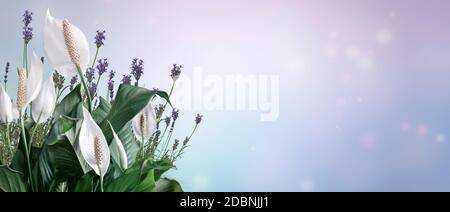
[19,110,35,192]
[91,47,99,69]
[76,64,92,112]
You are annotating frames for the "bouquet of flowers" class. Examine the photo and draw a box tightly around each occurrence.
[0,9,202,192]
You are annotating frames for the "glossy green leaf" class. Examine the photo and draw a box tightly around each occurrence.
[155,178,183,192]
[0,166,28,192]
[54,84,82,118]
[92,97,111,124]
[100,85,155,143]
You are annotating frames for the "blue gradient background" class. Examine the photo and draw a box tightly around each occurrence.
[2,0,450,191]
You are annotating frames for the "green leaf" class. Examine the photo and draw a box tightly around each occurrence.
[133,168,155,192]
[0,166,28,192]
[54,85,82,118]
[35,118,76,190]
[117,123,139,167]
[155,178,183,192]
[92,97,111,124]
[47,137,84,179]
[156,90,172,107]
[105,159,155,192]
[105,168,141,192]
[153,159,174,181]
[71,171,95,192]
[100,84,156,143]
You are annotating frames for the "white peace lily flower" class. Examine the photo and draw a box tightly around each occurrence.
[26,51,43,106]
[109,122,128,170]
[44,9,90,77]
[132,103,157,143]
[79,106,110,176]
[0,84,13,123]
[31,77,56,123]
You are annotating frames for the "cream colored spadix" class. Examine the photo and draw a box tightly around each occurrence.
[31,77,56,123]
[79,106,110,176]
[0,84,13,123]
[132,103,157,143]
[15,52,43,111]
[44,9,90,77]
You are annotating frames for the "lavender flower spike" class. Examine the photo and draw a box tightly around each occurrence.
[85,68,95,83]
[130,58,144,82]
[4,62,10,85]
[23,27,33,44]
[172,108,179,121]
[195,114,203,125]
[121,74,132,85]
[23,10,33,27]
[89,82,98,98]
[69,75,78,91]
[96,59,109,76]
[94,30,106,48]
[170,64,183,81]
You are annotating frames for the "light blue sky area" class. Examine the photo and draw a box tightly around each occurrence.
[2,0,450,191]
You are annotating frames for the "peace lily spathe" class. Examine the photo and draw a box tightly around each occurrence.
[31,77,56,123]
[15,52,43,111]
[27,51,43,106]
[109,122,128,170]
[0,84,13,123]
[44,9,90,77]
[132,103,157,143]
[79,106,110,176]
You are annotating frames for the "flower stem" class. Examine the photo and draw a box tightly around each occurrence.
[76,64,92,112]
[19,110,35,192]
[98,164,104,192]
[157,80,175,122]
[23,42,28,72]
[141,134,145,159]
[91,47,99,69]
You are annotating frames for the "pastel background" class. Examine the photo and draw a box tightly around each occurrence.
[1,0,450,191]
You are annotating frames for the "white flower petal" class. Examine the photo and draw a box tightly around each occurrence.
[26,51,43,106]
[79,106,110,176]
[132,103,157,143]
[32,77,56,123]
[109,122,128,170]
[11,105,19,121]
[0,84,13,123]
[44,9,90,78]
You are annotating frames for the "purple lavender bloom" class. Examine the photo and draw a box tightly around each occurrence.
[195,114,203,125]
[53,71,65,90]
[94,30,106,48]
[121,74,132,85]
[108,69,115,81]
[171,109,179,121]
[89,82,98,97]
[170,64,183,81]
[23,10,33,27]
[4,62,10,84]
[154,104,164,116]
[69,76,78,91]
[23,27,33,44]
[164,116,171,126]
[108,80,115,101]
[130,58,144,82]
[85,68,95,83]
[96,59,109,76]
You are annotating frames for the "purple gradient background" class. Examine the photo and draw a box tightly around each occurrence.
[1,0,450,191]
